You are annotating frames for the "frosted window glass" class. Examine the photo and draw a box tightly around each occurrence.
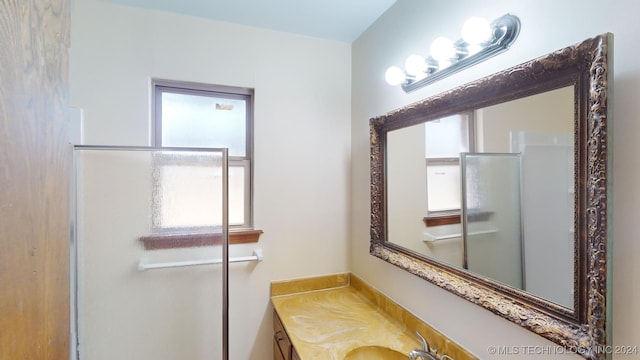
[426,164,461,211]
[155,158,245,229]
[161,92,247,157]
[425,114,469,158]
[228,166,245,226]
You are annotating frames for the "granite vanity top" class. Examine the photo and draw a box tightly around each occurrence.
[270,273,477,360]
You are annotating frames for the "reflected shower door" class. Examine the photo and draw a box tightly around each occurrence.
[461,153,523,289]
[72,147,228,360]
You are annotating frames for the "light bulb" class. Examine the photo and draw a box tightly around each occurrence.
[461,16,492,45]
[429,37,456,62]
[404,54,426,76]
[385,66,406,86]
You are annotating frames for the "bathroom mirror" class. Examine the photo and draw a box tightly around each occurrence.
[370,34,611,359]
[386,86,575,308]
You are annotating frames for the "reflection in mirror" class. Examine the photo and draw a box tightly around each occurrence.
[462,152,522,290]
[386,86,575,309]
[371,32,611,360]
[425,113,470,216]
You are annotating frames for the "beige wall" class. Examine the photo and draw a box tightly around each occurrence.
[352,0,639,359]
[478,86,574,152]
[70,1,351,358]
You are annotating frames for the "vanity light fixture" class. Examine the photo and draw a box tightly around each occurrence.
[385,14,520,93]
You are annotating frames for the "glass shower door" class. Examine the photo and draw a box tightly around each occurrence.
[461,153,523,289]
[72,146,228,360]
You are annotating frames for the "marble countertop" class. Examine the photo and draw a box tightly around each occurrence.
[272,285,420,359]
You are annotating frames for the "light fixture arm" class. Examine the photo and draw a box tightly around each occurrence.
[398,14,520,93]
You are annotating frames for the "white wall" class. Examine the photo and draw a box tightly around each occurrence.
[70,1,351,359]
[352,0,640,359]
[386,123,429,254]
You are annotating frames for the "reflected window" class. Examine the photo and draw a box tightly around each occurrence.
[425,113,474,216]
[153,80,253,231]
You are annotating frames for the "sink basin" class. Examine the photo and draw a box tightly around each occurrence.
[344,346,409,360]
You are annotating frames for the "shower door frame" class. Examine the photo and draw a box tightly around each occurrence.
[70,145,229,360]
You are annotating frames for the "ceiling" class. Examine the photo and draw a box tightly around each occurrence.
[102,0,397,43]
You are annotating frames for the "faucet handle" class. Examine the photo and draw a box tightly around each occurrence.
[415,331,430,352]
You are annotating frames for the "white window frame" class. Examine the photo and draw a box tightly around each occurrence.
[425,111,475,218]
[151,79,254,231]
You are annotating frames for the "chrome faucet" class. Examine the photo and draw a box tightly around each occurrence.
[408,331,455,360]
[409,348,437,360]
[408,331,437,360]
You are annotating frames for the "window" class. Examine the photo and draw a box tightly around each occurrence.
[424,112,474,225]
[152,80,253,233]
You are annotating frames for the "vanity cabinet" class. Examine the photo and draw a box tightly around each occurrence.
[273,311,300,360]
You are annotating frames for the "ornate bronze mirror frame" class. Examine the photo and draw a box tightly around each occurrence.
[370,33,611,359]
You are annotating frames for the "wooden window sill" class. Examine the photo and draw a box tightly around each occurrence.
[423,214,461,227]
[140,229,263,250]
[423,211,494,227]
